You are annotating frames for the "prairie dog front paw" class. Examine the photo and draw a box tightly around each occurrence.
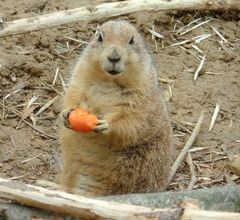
[94,119,109,134]
[60,108,74,129]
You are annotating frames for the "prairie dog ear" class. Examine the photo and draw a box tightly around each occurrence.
[128,36,134,45]
[97,32,103,43]
[94,24,101,36]
[94,24,104,43]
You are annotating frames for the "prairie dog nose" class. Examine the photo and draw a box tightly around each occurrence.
[107,47,121,63]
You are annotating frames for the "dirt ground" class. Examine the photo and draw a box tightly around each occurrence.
[0,1,239,191]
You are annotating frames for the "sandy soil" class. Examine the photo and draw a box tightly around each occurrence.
[0,1,239,191]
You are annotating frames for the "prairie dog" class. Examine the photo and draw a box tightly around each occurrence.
[59,20,173,196]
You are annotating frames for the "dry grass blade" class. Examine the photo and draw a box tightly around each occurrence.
[64,36,89,44]
[30,113,37,128]
[193,33,212,43]
[193,54,206,81]
[171,33,211,47]
[170,39,191,47]
[168,85,172,100]
[204,156,228,163]
[180,46,200,60]
[211,25,232,46]
[21,153,42,164]
[23,119,57,139]
[169,110,205,183]
[205,71,222,75]
[24,107,36,118]
[21,96,38,119]
[189,147,209,153]
[3,88,22,101]
[208,104,220,131]
[148,28,165,39]
[59,73,67,92]
[66,41,70,52]
[180,18,212,36]
[52,67,59,86]
[9,135,21,155]
[2,88,22,118]
[17,96,38,129]
[0,103,57,140]
[159,77,175,83]
[172,120,192,134]
[41,81,62,95]
[26,96,38,109]
[176,17,202,34]
[191,44,204,54]
[187,153,197,190]
[35,95,60,117]
[180,121,195,127]
[184,68,195,73]
[229,119,233,128]
[10,173,30,180]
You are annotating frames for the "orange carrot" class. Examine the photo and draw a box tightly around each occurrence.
[68,108,98,132]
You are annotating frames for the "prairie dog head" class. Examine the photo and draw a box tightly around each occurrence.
[84,20,150,80]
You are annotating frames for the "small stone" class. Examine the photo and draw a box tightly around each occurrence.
[11,76,17,82]
[163,90,172,102]
[0,16,4,31]
[228,155,240,176]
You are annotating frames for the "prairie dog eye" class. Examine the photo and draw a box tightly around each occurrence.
[97,32,103,43]
[128,36,134,45]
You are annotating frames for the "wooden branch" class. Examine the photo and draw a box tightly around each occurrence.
[0,178,181,220]
[182,208,240,220]
[1,0,240,38]
[169,110,205,183]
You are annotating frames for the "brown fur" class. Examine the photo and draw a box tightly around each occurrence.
[59,20,173,196]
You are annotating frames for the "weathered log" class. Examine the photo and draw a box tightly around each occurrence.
[0,177,181,220]
[2,202,240,220]
[0,0,240,38]
[0,203,75,220]
[0,178,240,220]
[103,184,240,212]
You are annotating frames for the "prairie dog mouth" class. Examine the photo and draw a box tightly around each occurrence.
[104,63,124,75]
[107,70,122,75]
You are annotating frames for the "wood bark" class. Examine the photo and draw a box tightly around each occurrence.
[0,0,240,38]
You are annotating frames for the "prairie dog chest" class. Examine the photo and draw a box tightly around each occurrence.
[80,81,124,114]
